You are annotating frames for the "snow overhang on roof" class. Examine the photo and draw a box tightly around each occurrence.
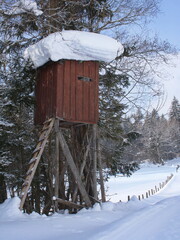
[24,30,124,68]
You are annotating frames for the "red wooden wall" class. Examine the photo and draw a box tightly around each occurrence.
[34,60,99,125]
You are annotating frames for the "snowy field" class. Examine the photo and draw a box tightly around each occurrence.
[1,158,180,240]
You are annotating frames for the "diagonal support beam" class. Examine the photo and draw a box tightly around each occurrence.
[72,134,92,202]
[55,126,92,207]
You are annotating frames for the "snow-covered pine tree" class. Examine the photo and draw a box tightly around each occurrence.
[128,109,177,164]
[169,97,180,122]
[168,97,180,157]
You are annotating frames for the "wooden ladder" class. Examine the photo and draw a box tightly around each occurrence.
[19,118,55,210]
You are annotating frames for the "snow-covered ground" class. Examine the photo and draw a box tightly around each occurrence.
[105,159,178,202]
[1,158,180,240]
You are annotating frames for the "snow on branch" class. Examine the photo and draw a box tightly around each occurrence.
[6,0,43,16]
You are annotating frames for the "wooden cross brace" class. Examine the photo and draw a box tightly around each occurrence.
[19,118,92,211]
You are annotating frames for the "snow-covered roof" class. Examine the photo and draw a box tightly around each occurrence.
[24,30,124,68]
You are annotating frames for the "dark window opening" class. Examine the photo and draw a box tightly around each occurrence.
[78,76,93,82]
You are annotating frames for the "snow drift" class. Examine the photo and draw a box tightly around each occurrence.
[1,159,180,240]
[0,197,23,220]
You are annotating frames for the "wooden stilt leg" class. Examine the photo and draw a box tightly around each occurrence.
[72,134,92,202]
[54,119,60,211]
[56,128,92,207]
[97,133,106,202]
[92,124,98,200]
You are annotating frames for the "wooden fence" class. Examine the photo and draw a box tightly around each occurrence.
[127,173,174,202]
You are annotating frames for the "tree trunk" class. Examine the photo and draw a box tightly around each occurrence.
[0,174,7,203]
[48,0,60,33]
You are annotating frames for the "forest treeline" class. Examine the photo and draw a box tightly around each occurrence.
[121,97,180,165]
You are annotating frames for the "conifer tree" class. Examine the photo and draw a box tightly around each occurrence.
[169,97,180,122]
[168,97,180,157]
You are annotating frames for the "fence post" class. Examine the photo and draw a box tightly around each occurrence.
[125,174,173,203]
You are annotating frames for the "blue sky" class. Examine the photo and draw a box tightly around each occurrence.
[149,0,180,50]
[148,0,180,114]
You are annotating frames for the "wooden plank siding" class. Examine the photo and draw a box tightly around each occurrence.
[76,61,83,122]
[70,61,76,121]
[56,61,64,118]
[34,60,99,126]
[83,62,90,122]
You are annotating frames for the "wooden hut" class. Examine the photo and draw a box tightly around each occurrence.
[34,60,99,126]
[20,31,123,211]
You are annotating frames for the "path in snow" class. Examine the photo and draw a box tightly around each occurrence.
[90,172,180,240]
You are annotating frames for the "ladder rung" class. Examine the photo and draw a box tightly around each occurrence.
[44,118,53,124]
[29,157,38,164]
[32,147,42,154]
[42,119,54,131]
[22,181,29,187]
[19,118,55,210]
[41,126,51,132]
[26,168,34,176]
[20,192,25,197]
[38,137,46,142]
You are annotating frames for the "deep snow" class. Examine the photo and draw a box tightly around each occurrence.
[24,31,124,67]
[0,158,180,240]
